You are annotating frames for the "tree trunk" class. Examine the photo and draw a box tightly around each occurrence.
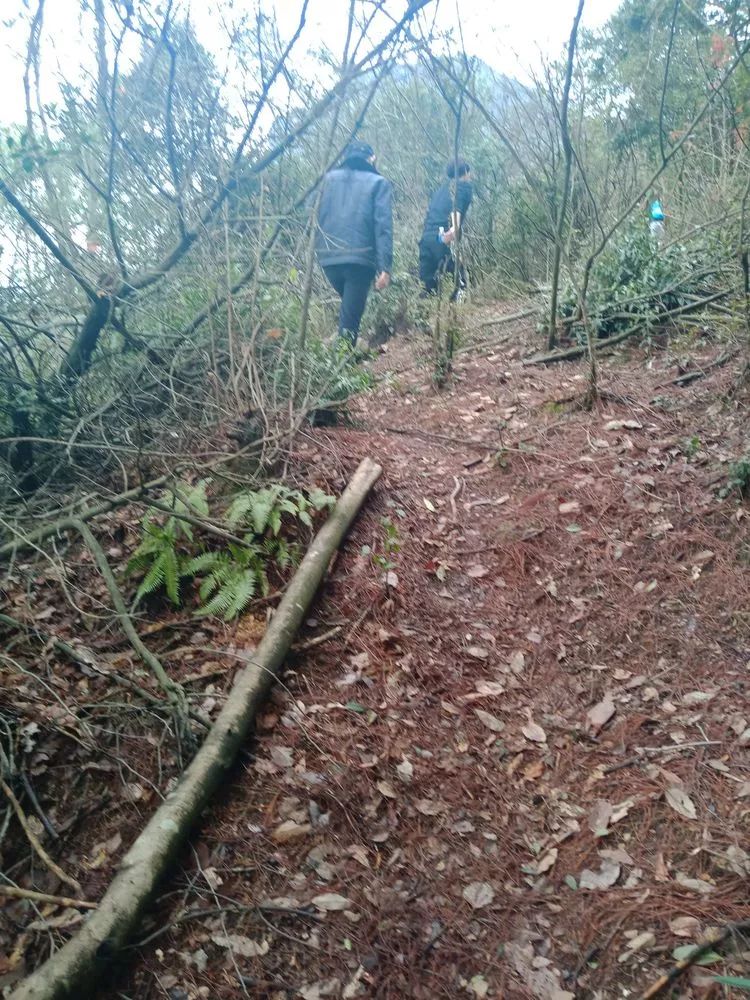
[62,294,113,378]
[11,457,382,1000]
[547,0,584,351]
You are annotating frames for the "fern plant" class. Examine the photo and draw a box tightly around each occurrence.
[225,484,334,536]
[191,543,268,619]
[126,479,335,619]
[127,480,210,606]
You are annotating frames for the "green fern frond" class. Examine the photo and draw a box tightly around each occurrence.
[268,507,282,537]
[251,486,281,535]
[197,554,233,596]
[256,566,270,597]
[134,554,167,605]
[225,491,255,528]
[308,487,336,511]
[184,551,224,576]
[181,479,210,518]
[225,569,257,618]
[277,497,301,517]
[273,538,291,570]
[163,546,180,606]
[196,584,236,619]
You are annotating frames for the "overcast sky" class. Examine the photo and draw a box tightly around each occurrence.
[0,0,622,127]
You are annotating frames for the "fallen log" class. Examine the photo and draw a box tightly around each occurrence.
[522,290,731,366]
[477,306,537,328]
[11,456,382,1000]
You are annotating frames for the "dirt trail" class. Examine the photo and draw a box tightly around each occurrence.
[111,310,750,999]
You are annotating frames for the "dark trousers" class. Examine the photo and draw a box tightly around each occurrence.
[419,239,465,298]
[323,264,375,346]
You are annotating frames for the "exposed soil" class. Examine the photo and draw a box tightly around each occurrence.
[3,305,750,999]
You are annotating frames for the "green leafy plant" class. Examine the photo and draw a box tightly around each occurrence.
[127,480,210,606]
[225,483,333,536]
[362,516,401,575]
[727,457,750,498]
[362,270,430,348]
[190,542,270,619]
[712,977,750,991]
[127,479,335,619]
[556,225,725,340]
[265,335,373,408]
[684,435,701,459]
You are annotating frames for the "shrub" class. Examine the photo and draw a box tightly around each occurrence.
[557,226,726,339]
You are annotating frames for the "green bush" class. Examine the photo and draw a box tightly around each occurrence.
[361,270,430,347]
[558,226,725,339]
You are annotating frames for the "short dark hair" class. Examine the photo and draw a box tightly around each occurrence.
[343,140,375,162]
[447,158,470,179]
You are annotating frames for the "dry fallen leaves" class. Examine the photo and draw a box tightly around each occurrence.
[474,680,505,697]
[522,716,547,743]
[270,745,294,768]
[463,881,495,909]
[415,798,445,816]
[669,915,702,938]
[586,695,616,733]
[559,500,580,514]
[665,785,697,821]
[211,934,269,958]
[579,859,621,890]
[675,872,715,894]
[529,848,558,876]
[509,650,525,674]
[312,893,351,912]
[588,799,613,836]
[377,780,398,799]
[475,709,504,733]
[396,758,414,784]
[272,820,312,843]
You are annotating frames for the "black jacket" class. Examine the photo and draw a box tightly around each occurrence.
[315,159,393,273]
[421,179,473,243]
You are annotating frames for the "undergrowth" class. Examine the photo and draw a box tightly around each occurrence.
[557,226,727,339]
[128,479,335,619]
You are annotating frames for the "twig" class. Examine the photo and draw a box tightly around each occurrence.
[465,496,509,511]
[603,740,722,775]
[20,771,58,841]
[293,625,343,652]
[0,613,206,729]
[0,779,81,893]
[477,306,537,329]
[454,543,503,557]
[641,919,750,999]
[140,498,257,550]
[0,473,170,560]
[0,884,96,910]
[462,454,488,470]
[449,476,464,522]
[569,906,634,986]
[654,349,738,389]
[384,425,498,452]
[73,519,184,709]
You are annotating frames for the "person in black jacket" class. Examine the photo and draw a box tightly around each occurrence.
[419,158,473,296]
[315,140,393,347]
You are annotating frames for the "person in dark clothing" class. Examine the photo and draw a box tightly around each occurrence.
[419,158,473,296]
[315,140,393,347]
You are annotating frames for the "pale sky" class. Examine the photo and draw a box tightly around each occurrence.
[0,0,622,127]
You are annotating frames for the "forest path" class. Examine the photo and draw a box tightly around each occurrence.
[112,307,750,999]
